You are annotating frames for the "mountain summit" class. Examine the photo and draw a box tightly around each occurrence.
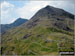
[44,5,74,17]
[31,5,74,20]
[11,18,28,27]
[1,18,28,33]
[23,5,74,32]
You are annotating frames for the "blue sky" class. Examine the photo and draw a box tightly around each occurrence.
[1,0,75,24]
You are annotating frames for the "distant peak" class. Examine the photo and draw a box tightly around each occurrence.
[45,5,50,9]
[13,18,28,23]
[18,18,24,20]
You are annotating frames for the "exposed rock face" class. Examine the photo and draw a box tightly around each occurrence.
[22,34,32,39]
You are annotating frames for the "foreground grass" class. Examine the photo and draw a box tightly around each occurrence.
[1,26,74,55]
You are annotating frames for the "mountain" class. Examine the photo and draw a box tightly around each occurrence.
[1,5,74,55]
[0,18,28,33]
[23,5,74,30]
[10,18,28,27]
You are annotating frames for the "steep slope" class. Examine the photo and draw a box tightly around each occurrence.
[0,18,28,33]
[1,5,74,55]
[23,5,74,31]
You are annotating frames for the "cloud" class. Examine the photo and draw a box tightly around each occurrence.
[10,18,17,23]
[17,1,75,20]
[1,1,15,24]
[1,1,14,16]
[1,1,14,11]
[1,1,75,24]
[17,1,50,19]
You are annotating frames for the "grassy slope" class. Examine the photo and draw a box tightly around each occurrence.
[1,24,74,55]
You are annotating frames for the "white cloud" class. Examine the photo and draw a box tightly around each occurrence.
[1,1,15,24]
[30,6,41,12]
[1,1,14,10]
[17,1,74,20]
[1,1,14,16]
[1,1,75,24]
[17,1,50,19]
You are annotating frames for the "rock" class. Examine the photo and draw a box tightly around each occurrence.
[45,40,54,43]
[22,34,31,39]
[36,34,41,37]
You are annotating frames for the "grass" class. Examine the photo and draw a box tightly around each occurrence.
[1,26,74,55]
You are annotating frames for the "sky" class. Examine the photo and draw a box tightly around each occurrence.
[0,0,75,24]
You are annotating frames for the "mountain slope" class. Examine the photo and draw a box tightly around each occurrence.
[1,5,74,55]
[23,5,74,32]
[0,18,28,33]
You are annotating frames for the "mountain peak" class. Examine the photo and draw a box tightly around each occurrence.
[34,5,74,19]
[1,18,28,33]
[13,18,28,25]
[24,5,74,29]
[17,18,25,20]
[14,18,28,22]
[45,5,50,8]
[45,5,54,9]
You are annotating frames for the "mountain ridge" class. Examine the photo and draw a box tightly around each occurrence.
[0,18,28,33]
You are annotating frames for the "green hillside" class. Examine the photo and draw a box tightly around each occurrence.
[1,5,74,55]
